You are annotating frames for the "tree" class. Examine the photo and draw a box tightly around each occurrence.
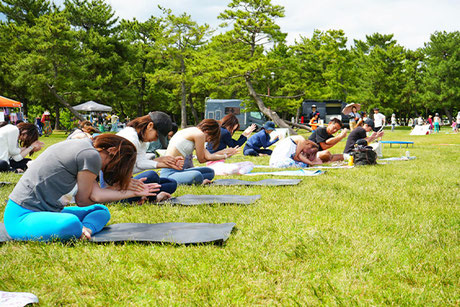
[218,0,297,133]
[421,31,460,120]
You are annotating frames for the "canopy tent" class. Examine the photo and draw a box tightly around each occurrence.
[0,96,22,108]
[72,100,112,112]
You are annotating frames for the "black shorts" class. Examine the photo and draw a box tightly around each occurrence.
[373,126,382,132]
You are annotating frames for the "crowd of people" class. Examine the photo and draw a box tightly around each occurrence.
[0,106,458,243]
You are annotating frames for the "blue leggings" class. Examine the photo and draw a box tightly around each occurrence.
[122,170,177,203]
[160,167,215,185]
[4,199,110,241]
[243,146,273,156]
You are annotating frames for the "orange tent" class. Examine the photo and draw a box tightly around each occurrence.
[0,96,22,108]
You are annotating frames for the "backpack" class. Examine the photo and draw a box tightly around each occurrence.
[352,146,377,165]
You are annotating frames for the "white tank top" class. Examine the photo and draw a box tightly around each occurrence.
[168,129,195,157]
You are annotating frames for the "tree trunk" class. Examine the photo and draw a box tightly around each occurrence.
[54,103,60,130]
[180,58,187,128]
[138,59,147,117]
[443,107,452,122]
[47,84,85,121]
[244,73,297,135]
[188,94,199,125]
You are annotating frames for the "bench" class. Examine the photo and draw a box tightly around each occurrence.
[380,141,414,148]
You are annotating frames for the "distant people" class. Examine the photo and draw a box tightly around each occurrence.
[206,113,256,175]
[361,111,368,122]
[308,118,347,162]
[0,123,44,173]
[117,112,181,202]
[372,108,385,132]
[309,113,320,131]
[110,114,119,132]
[309,105,320,122]
[162,119,238,185]
[41,110,52,137]
[427,115,434,131]
[34,117,43,136]
[391,114,397,132]
[243,121,279,156]
[343,119,384,155]
[349,106,361,131]
[433,113,441,133]
[269,136,321,168]
[417,116,424,126]
[4,134,159,242]
[456,111,460,133]
[408,118,414,129]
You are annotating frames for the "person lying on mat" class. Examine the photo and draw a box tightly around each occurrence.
[4,134,160,241]
[117,112,181,202]
[243,121,279,156]
[205,113,256,175]
[161,119,239,185]
[269,135,321,168]
[0,122,44,173]
[343,119,384,157]
[308,118,347,163]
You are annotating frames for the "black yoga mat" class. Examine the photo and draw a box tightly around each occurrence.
[0,222,235,245]
[213,179,301,186]
[0,181,12,186]
[159,194,261,206]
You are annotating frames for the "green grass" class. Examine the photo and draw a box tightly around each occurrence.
[1,128,459,305]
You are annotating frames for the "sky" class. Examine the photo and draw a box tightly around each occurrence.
[2,0,459,49]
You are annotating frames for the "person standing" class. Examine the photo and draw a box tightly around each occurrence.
[372,108,386,132]
[349,106,361,131]
[391,114,397,132]
[433,113,441,133]
[41,110,52,137]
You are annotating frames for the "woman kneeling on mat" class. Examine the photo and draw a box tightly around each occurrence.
[161,119,239,185]
[4,134,159,241]
[117,112,182,202]
[206,113,256,175]
[269,136,321,168]
[0,122,44,173]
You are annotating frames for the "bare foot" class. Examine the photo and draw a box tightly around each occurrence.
[259,153,268,157]
[156,192,171,202]
[202,179,213,185]
[80,226,92,240]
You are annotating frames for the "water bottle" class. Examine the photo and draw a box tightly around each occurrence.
[406,151,410,157]
[348,155,354,166]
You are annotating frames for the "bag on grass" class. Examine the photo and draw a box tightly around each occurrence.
[352,146,377,165]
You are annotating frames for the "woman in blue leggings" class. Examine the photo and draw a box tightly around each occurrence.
[4,134,159,242]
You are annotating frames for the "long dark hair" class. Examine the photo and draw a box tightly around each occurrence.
[220,113,240,135]
[17,123,39,156]
[197,119,221,150]
[93,134,136,190]
[127,115,153,142]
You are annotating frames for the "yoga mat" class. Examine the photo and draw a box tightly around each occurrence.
[159,194,261,206]
[213,179,301,186]
[0,181,12,186]
[245,169,325,177]
[378,156,417,161]
[311,165,354,169]
[0,291,39,306]
[0,222,236,245]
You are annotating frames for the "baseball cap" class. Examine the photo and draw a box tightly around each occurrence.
[364,118,374,129]
[149,111,172,148]
[263,121,276,131]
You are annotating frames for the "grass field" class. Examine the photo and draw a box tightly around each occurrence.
[1,128,459,305]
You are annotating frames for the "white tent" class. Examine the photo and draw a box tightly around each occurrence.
[73,101,112,112]
[410,125,431,135]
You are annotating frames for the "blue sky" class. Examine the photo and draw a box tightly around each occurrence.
[1,0,459,49]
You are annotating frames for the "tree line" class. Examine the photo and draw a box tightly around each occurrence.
[1,0,459,131]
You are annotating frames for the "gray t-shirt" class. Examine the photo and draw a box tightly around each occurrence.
[9,139,101,212]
